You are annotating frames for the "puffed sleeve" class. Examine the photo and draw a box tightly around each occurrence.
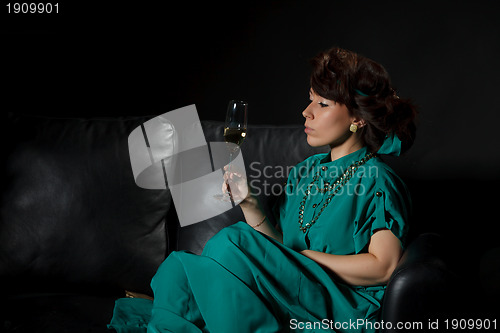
[352,170,411,254]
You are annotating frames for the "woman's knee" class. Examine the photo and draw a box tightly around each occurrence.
[151,251,193,289]
[202,223,249,257]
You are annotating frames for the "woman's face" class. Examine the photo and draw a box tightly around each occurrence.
[303,89,354,147]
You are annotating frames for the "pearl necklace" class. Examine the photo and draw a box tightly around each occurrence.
[298,152,377,233]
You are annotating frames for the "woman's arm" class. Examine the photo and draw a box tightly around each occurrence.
[300,229,402,286]
[223,167,283,243]
[239,196,283,243]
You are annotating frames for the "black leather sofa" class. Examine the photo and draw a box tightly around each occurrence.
[1,114,457,332]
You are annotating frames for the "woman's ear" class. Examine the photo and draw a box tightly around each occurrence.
[353,119,366,128]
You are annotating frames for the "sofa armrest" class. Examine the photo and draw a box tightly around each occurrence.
[381,233,457,331]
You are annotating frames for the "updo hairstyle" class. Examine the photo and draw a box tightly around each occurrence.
[310,47,417,153]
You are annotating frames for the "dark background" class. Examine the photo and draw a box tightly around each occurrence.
[2,0,499,318]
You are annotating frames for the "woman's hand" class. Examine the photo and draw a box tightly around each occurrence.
[222,165,251,204]
[223,165,283,243]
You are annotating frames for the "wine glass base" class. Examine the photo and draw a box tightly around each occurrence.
[213,193,233,202]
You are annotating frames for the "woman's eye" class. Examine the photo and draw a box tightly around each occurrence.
[318,102,329,108]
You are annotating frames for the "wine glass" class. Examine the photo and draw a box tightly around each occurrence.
[214,100,248,202]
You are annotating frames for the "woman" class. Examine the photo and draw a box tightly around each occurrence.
[109,47,417,332]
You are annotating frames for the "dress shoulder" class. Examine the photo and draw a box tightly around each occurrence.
[352,158,411,253]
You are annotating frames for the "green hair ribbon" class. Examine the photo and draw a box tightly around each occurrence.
[355,89,369,97]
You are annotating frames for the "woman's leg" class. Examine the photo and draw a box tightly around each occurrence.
[148,251,205,333]
[148,249,282,333]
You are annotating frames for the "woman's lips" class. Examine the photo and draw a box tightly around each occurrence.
[304,126,314,134]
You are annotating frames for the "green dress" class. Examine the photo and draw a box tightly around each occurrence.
[108,134,410,333]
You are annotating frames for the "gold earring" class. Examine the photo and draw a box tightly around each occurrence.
[349,124,358,133]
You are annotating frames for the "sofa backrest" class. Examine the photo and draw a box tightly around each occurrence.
[0,115,327,295]
[0,114,171,295]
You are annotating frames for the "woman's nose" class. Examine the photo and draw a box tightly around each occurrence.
[302,104,313,119]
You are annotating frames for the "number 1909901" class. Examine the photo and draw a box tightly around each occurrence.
[6,3,59,14]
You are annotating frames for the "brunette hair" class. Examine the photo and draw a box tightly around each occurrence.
[310,47,417,153]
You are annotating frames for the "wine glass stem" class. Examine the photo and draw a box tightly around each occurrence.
[225,151,235,205]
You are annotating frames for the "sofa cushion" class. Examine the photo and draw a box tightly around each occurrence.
[0,114,171,295]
